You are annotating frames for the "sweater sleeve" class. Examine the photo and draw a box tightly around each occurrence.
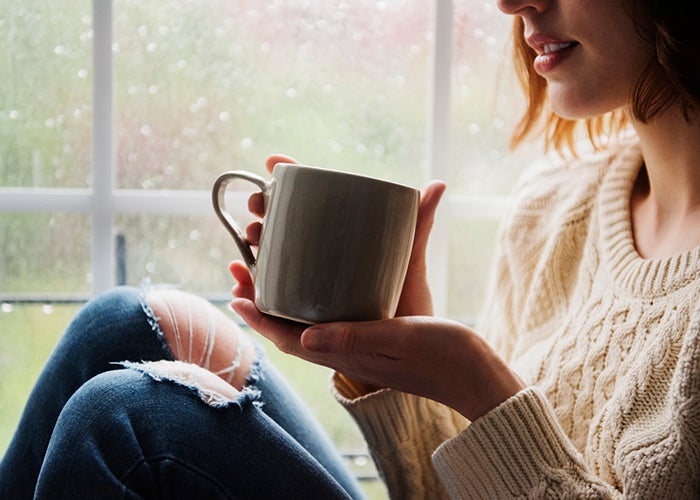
[432,386,619,499]
[332,373,469,500]
[331,153,620,498]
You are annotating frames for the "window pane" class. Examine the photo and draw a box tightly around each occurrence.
[114,0,431,191]
[447,1,537,324]
[115,214,249,293]
[0,213,91,295]
[0,304,78,452]
[450,0,536,196]
[0,1,92,188]
[447,218,501,321]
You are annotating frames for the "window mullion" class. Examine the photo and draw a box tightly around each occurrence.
[427,0,453,317]
[91,0,115,296]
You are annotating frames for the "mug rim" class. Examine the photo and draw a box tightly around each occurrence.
[272,162,420,194]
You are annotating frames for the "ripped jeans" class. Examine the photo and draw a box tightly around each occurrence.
[0,287,364,499]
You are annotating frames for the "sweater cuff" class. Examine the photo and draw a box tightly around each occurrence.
[332,372,467,449]
[432,386,590,498]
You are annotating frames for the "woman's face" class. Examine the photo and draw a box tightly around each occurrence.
[498,0,654,120]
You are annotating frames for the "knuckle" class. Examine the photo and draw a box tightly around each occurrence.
[339,325,358,354]
[274,339,295,355]
[266,322,302,356]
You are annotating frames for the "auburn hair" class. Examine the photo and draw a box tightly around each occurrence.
[509,0,699,153]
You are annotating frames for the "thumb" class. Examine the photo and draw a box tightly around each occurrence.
[300,323,354,354]
[301,322,384,355]
[300,319,411,356]
[412,180,447,260]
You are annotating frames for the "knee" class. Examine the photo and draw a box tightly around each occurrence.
[55,366,241,438]
[42,368,229,486]
[70,286,144,333]
[123,360,240,406]
[145,289,255,391]
[50,369,150,445]
[59,286,167,360]
[40,368,259,499]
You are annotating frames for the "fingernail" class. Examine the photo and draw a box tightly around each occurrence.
[301,327,327,352]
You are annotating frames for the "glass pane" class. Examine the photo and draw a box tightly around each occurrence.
[450,0,536,196]
[447,218,501,322]
[115,213,252,294]
[0,213,91,295]
[0,1,92,188]
[114,0,431,191]
[0,304,78,452]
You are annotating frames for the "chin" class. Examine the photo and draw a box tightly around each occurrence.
[550,100,611,121]
[548,88,621,121]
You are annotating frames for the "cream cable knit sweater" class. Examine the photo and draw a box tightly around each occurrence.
[334,139,700,499]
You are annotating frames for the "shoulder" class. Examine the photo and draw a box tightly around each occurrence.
[506,137,638,230]
[514,146,614,211]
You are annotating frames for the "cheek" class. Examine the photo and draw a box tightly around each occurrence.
[546,43,649,120]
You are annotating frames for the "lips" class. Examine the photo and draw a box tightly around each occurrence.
[542,42,576,54]
[526,34,579,75]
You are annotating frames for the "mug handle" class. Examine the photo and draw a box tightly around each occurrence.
[212,170,271,272]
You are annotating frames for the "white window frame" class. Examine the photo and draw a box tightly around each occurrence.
[0,0,509,316]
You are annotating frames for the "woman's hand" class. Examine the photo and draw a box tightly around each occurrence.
[231,295,524,421]
[243,154,297,246]
[240,154,446,317]
[229,154,524,421]
[395,179,446,317]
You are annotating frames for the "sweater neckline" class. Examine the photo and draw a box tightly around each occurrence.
[599,140,700,297]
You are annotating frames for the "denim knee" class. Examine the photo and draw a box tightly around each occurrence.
[36,368,243,499]
[34,357,359,499]
[59,286,173,367]
[69,286,157,341]
[38,368,357,500]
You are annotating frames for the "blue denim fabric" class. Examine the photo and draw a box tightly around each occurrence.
[0,287,364,499]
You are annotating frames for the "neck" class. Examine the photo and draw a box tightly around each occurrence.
[630,106,700,258]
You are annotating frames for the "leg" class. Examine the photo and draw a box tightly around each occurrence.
[144,288,360,493]
[35,366,363,499]
[131,288,364,498]
[0,287,172,499]
[1,286,363,498]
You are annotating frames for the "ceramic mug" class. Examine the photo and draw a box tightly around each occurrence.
[212,163,420,324]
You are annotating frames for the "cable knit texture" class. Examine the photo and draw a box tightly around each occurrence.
[334,138,700,498]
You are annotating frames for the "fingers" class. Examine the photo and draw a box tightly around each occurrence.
[229,260,253,285]
[265,154,298,174]
[229,265,310,358]
[248,192,265,218]
[393,181,446,317]
[229,261,255,301]
[245,221,262,246]
[248,155,299,220]
[230,298,308,356]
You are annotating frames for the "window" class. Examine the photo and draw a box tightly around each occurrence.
[0,0,534,491]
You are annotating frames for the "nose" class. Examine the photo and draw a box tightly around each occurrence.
[497,0,547,15]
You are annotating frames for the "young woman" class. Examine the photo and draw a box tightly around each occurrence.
[2,0,698,497]
[232,0,700,496]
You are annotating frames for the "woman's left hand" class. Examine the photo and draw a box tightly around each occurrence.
[230,293,524,421]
